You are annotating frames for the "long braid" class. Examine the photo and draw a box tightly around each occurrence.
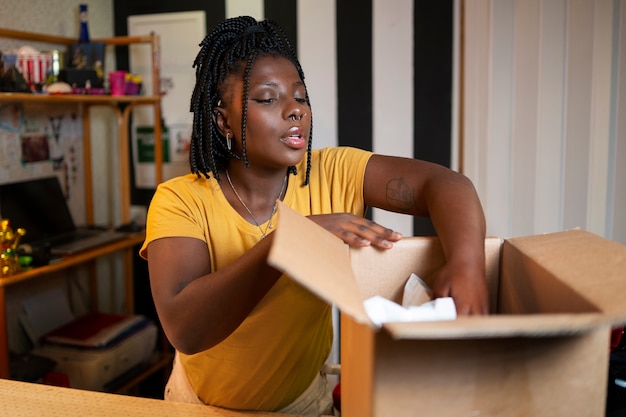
[240,50,257,168]
[189,16,313,185]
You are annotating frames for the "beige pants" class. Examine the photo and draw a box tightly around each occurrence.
[164,352,334,416]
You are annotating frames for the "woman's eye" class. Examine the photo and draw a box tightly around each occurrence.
[295,97,306,103]
[253,98,276,103]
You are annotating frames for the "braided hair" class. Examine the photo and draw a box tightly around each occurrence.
[189,16,313,185]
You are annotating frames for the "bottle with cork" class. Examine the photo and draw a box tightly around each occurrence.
[79,4,90,43]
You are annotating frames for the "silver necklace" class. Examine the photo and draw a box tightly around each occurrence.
[225,169,288,238]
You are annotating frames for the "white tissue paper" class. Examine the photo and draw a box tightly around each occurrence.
[363,273,457,327]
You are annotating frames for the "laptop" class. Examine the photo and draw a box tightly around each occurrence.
[0,176,127,255]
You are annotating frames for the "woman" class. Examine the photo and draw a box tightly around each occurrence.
[140,16,487,416]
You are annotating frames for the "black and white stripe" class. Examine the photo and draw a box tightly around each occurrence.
[114,0,454,237]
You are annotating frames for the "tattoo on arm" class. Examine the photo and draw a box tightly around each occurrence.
[385,177,415,210]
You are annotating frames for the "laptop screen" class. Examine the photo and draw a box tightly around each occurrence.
[0,176,77,244]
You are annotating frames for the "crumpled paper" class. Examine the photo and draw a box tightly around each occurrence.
[363,273,457,327]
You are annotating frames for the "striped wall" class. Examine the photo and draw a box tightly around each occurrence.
[113,0,626,243]
[114,0,454,237]
[462,0,626,244]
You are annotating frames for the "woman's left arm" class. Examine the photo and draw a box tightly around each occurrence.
[363,154,489,315]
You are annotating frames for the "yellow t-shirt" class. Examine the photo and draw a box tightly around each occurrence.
[140,146,373,411]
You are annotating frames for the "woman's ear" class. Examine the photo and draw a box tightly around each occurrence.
[212,107,230,137]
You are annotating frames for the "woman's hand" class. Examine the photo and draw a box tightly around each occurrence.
[307,213,402,249]
[429,261,489,316]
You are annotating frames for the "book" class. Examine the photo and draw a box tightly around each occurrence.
[41,312,149,349]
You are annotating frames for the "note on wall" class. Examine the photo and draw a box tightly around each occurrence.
[0,102,86,224]
[128,11,206,188]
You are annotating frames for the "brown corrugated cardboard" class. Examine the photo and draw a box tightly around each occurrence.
[268,202,626,417]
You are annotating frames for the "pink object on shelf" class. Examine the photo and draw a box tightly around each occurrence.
[108,70,126,96]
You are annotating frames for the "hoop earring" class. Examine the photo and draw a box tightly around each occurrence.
[226,132,232,150]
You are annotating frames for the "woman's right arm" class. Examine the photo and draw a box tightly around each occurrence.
[146,234,282,354]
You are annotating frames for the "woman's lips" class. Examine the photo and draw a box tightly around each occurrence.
[280,127,306,149]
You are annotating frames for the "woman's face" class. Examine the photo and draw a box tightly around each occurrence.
[219,55,311,171]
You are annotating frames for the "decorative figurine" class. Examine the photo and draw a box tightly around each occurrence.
[0,219,26,276]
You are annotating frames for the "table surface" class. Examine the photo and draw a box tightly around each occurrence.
[0,379,298,417]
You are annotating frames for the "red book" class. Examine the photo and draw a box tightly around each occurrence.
[41,312,147,348]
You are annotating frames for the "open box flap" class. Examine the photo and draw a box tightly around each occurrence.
[268,202,373,326]
[382,313,612,340]
[504,229,626,319]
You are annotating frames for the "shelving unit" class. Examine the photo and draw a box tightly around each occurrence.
[0,28,170,391]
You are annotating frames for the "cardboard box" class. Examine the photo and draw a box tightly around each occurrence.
[268,202,626,417]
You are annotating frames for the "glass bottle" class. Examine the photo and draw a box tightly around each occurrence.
[79,4,90,43]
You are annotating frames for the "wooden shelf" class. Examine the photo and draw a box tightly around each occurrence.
[0,28,168,393]
[0,28,158,47]
[0,233,145,288]
[0,93,160,105]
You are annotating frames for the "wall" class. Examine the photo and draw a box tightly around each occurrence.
[462,0,626,244]
[117,0,625,245]
[3,0,623,248]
